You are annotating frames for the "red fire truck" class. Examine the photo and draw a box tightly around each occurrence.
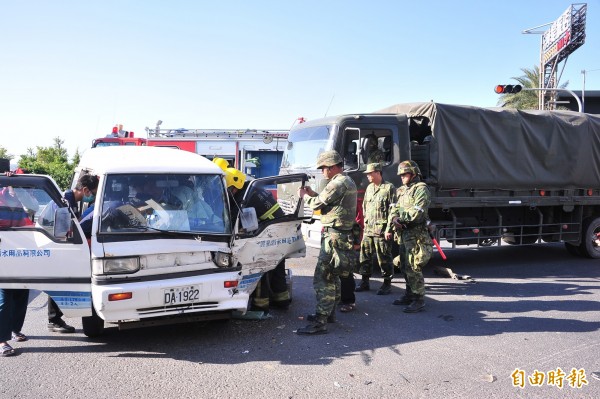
[145,127,288,179]
[91,125,147,147]
[92,125,288,180]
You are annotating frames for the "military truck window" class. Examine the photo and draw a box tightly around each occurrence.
[281,125,333,169]
[100,173,230,235]
[342,129,360,171]
[342,129,393,170]
[360,130,393,167]
[408,116,433,180]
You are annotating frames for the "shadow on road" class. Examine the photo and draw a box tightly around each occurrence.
[22,243,600,366]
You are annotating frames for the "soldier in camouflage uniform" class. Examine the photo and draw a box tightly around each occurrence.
[355,163,396,295]
[296,150,357,335]
[387,160,433,313]
[365,134,385,164]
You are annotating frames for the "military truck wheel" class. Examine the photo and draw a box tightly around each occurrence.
[578,217,600,259]
[564,242,582,257]
[82,306,105,338]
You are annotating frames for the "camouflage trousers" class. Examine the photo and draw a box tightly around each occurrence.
[393,234,432,296]
[359,235,394,280]
[313,230,356,322]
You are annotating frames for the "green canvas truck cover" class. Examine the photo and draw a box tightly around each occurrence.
[377,102,600,190]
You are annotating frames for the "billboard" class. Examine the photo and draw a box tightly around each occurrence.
[541,4,587,66]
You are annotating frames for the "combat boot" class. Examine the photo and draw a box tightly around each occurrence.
[296,322,328,335]
[376,279,392,295]
[393,286,414,305]
[403,296,425,313]
[355,276,370,292]
[306,311,336,323]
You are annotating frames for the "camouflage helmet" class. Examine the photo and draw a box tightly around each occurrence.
[316,150,343,169]
[397,160,421,176]
[363,163,382,174]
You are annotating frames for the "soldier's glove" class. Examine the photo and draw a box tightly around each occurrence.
[392,217,407,230]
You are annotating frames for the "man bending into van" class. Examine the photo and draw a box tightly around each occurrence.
[48,174,99,333]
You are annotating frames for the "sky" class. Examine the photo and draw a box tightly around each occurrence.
[1,0,599,162]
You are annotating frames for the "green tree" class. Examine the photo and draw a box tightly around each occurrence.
[18,137,77,190]
[497,65,568,110]
[0,145,13,160]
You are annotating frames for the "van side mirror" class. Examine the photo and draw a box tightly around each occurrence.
[54,207,71,239]
[240,207,258,232]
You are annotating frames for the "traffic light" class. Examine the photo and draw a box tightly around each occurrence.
[494,84,522,94]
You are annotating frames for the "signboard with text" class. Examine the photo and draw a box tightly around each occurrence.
[541,4,587,66]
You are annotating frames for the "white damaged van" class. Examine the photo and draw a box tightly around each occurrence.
[0,146,306,336]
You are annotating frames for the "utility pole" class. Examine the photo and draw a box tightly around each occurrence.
[581,68,600,113]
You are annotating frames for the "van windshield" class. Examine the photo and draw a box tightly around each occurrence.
[281,125,334,169]
[99,173,230,235]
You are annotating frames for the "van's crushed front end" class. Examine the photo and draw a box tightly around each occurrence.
[93,171,246,326]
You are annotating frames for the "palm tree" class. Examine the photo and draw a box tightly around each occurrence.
[497,66,568,110]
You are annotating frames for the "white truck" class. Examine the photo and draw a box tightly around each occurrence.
[0,146,307,337]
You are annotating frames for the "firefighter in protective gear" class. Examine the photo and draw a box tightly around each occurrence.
[386,160,432,313]
[222,165,290,313]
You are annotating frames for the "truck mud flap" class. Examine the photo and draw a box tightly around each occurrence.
[117,311,232,330]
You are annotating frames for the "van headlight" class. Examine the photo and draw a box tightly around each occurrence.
[211,252,232,268]
[93,257,140,275]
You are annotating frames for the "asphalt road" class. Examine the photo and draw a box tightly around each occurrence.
[1,243,599,399]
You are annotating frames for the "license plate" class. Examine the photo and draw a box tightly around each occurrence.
[163,285,200,305]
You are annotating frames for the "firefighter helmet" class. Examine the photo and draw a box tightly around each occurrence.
[212,157,229,171]
[225,167,246,190]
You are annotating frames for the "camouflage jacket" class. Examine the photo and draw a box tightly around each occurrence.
[362,181,396,237]
[388,179,431,242]
[367,149,385,164]
[305,173,357,231]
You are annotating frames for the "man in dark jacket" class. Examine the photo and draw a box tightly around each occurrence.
[48,174,99,333]
[223,164,290,313]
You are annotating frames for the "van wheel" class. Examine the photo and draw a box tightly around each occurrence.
[578,217,600,259]
[82,306,105,337]
[565,242,582,257]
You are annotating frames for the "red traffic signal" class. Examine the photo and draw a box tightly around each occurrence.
[494,84,522,94]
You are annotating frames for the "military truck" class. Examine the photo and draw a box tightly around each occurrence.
[277,102,600,258]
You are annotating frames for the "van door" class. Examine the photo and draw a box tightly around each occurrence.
[0,175,92,317]
[231,173,308,292]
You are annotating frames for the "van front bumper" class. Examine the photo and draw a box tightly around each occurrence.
[91,271,249,323]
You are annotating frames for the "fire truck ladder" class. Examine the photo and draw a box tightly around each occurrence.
[145,128,288,141]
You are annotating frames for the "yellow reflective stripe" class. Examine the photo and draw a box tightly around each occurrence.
[258,203,281,221]
[271,290,290,302]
